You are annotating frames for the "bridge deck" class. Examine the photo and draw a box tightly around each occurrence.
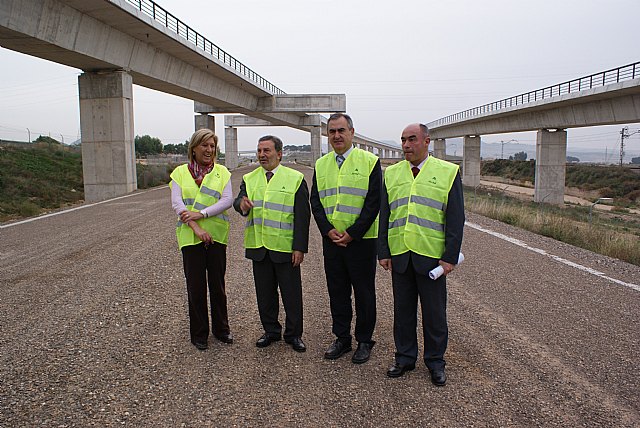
[1,164,638,426]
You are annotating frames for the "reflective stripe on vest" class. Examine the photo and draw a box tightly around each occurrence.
[314,147,378,238]
[243,165,303,252]
[169,163,231,249]
[385,157,458,258]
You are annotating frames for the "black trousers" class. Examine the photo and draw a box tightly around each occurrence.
[252,256,303,339]
[323,238,377,344]
[392,258,448,370]
[181,242,230,344]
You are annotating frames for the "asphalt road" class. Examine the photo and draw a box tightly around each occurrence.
[1,163,638,427]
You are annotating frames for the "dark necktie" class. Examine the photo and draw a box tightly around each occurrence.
[266,171,274,182]
[336,155,345,169]
[411,167,420,178]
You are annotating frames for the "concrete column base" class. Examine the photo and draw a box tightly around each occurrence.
[311,126,322,163]
[79,71,136,202]
[225,126,239,169]
[534,129,567,205]
[462,136,481,187]
[433,138,446,160]
[195,113,215,131]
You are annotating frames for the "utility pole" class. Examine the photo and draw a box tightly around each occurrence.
[620,127,628,166]
[500,139,517,159]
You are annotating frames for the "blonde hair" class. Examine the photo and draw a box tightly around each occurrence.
[187,128,218,163]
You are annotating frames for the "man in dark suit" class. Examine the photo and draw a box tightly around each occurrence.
[378,123,464,385]
[310,113,381,364]
[234,135,310,352]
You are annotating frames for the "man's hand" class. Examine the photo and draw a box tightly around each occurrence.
[333,231,353,247]
[439,260,455,276]
[327,228,344,245]
[379,258,392,271]
[239,196,254,214]
[291,250,304,267]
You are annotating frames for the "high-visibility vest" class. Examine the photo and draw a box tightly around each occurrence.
[243,165,304,253]
[384,156,458,258]
[315,148,378,238]
[169,163,231,249]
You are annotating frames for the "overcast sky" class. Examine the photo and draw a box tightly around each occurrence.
[1,0,639,157]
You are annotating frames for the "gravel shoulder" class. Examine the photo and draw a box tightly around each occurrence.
[1,163,638,427]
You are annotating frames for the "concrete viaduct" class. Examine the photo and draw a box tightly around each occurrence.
[426,62,640,205]
[0,0,400,202]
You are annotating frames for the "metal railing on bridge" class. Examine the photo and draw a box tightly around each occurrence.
[126,0,286,95]
[428,61,640,128]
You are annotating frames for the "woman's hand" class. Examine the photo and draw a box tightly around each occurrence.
[191,224,212,245]
[179,210,204,223]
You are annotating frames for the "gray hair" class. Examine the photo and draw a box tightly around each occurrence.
[327,113,354,130]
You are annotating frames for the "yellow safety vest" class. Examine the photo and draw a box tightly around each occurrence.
[169,163,231,249]
[243,166,304,253]
[315,148,378,238]
[385,156,458,258]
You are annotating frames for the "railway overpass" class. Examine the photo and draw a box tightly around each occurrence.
[0,0,398,201]
[427,62,640,204]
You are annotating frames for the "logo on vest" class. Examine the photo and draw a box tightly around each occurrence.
[428,176,437,185]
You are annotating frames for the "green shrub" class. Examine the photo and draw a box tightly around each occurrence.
[18,201,40,217]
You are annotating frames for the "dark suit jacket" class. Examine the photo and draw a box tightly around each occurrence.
[233,171,310,264]
[378,169,465,276]
[310,157,382,256]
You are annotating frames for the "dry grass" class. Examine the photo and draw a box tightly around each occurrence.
[465,189,640,266]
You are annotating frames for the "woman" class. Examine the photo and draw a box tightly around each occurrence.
[170,128,233,350]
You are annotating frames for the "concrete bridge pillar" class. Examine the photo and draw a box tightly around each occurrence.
[225,127,239,169]
[195,113,215,132]
[433,138,446,160]
[311,126,322,163]
[78,71,136,202]
[462,135,481,187]
[534,129,567,205]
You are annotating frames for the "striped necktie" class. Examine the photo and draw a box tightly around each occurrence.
[336,155,345,169]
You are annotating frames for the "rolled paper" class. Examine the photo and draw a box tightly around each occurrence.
[428,253,465,280]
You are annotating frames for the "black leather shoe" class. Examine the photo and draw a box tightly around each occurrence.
[256,333,281,348]
[214,332,233,344]
[430,368,447,386]
[386,361,415,378]
[324,339,352,359]
[351,341,375,364]
[193,341,208,351]
[285,337,306,353]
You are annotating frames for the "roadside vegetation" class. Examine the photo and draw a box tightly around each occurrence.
[482,159,640,207]
[0,139,177,222]
[473,159,639,265]
[0,140,83,220]
[465,187,640,266]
